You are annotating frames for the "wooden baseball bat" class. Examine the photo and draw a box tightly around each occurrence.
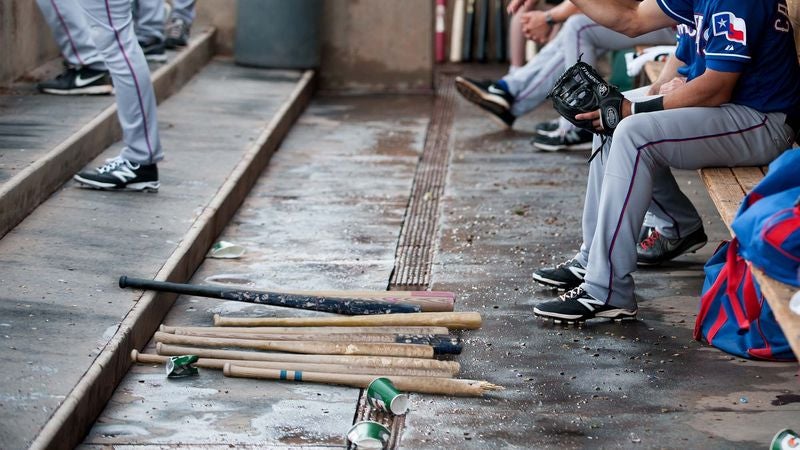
[224,364,504,397]
[463,0,476,61]
[119,276,420,315]
[213,312,482,330]
[131,350,453,377]
[154,332,435,358]
[435,0,447,63]
[156,343,461,373]
[172,329,462,355]
[159,325,451,335]
[450,0,465,62]
[475,0,489,62]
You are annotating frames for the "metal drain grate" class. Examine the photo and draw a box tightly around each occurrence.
[389,74,457,290]
[347,74,458,450]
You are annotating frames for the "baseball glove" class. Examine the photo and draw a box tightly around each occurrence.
[547,61,624,135]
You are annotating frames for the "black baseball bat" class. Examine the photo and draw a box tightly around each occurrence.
[396,334,463,355]
[118,276,421,315]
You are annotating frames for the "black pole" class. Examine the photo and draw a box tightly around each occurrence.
[119,276,421,315]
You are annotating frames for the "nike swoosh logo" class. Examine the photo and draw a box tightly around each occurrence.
[487,86,507,96]
[74,73,106,88]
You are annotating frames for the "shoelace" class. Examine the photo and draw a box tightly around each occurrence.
[560,287,585,302]
[640,230,662,250]
[555,259,575,269]
[97,157,136,174]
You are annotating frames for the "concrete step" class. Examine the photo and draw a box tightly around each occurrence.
[0,28,215,240]
[0,60,313,450]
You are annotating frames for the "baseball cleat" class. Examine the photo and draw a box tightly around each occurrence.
[533,287,637,322]
[532,128,594,152]
[165,17,191,48]
[74,157,160,192]
[532,258,586,291]
[139,37,168,62]
[454,76,516,128]
[534,119,561,137]
[37,66,113,96]
[637,226,708,266]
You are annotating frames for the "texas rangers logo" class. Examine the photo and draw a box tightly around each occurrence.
[712,12,747,45]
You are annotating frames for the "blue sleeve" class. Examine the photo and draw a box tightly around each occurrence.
[656,0,694,25]
[703,0,764,73]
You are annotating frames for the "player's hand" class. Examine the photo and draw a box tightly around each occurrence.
[507,0,538,15]
[520,11,551,44]
[658,77,686,95]
[575,100,633,132]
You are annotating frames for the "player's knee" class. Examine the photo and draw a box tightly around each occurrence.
[614,114,657,146]
[562,14,591,36]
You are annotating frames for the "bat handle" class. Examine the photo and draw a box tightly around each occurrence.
[119,275,129,288]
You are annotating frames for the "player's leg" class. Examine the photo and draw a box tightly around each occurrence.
[637,166,707,266]
[73,0,163,191]
[577,106,792,315]
[453,30,565,128]
[165,0,195,48]
[35,0,112,95]
[532,132,607,291]
[503,32,566,117]
[133,0,167,62]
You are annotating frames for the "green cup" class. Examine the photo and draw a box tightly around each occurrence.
[366,377,409,415]
[346,420,390,449]
[771,429,800,450]
[166,355,199,378]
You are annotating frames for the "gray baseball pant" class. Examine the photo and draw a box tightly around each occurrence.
[36,0,107,71]
[133,0,167,42]
[78,0,163,165]
[502,14,675,119]
[170,0,196,26]
[578,104,795,310]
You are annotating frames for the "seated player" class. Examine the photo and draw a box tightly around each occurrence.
[455,0,675,151]
[510,0,800,322]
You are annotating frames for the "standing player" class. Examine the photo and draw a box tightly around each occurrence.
[507,0,800,322]
[72,0,163,191]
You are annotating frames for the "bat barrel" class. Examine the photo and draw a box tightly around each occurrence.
[119,276,420,315]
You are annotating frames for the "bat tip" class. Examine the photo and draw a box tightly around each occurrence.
[130,349,139,362]
[156,342,163,353]
[223,362,231,376]
[118,276,127,288]
[212,314,221,325]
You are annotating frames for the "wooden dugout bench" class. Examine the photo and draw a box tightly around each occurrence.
[636,2,800,359]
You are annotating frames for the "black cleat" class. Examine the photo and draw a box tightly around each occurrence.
[532,128,594,152]
[37,66,112,95]
[454,76,516,128]
[637,226,708,266]
[535,119,561,137]
[532,258,586,291]
[139,37,167,62]
[533,287,637,323]
[165,17,191,48]
[74,157,160,192]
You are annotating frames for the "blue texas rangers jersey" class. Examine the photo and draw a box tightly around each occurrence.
[657,0,800,116]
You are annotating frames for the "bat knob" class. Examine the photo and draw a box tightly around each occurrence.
[119,276,128,288]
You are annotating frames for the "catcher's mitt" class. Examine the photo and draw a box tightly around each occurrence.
[547,61,624,135]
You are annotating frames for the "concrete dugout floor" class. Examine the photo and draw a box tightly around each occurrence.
[85,67,799,449]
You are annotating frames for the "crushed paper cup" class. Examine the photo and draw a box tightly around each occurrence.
[790,291,800,316]
[208,241,246,259]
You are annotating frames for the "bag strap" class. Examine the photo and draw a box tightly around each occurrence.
[741,265,762,322]
[694,244,731,340]
[724,238,751,331]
